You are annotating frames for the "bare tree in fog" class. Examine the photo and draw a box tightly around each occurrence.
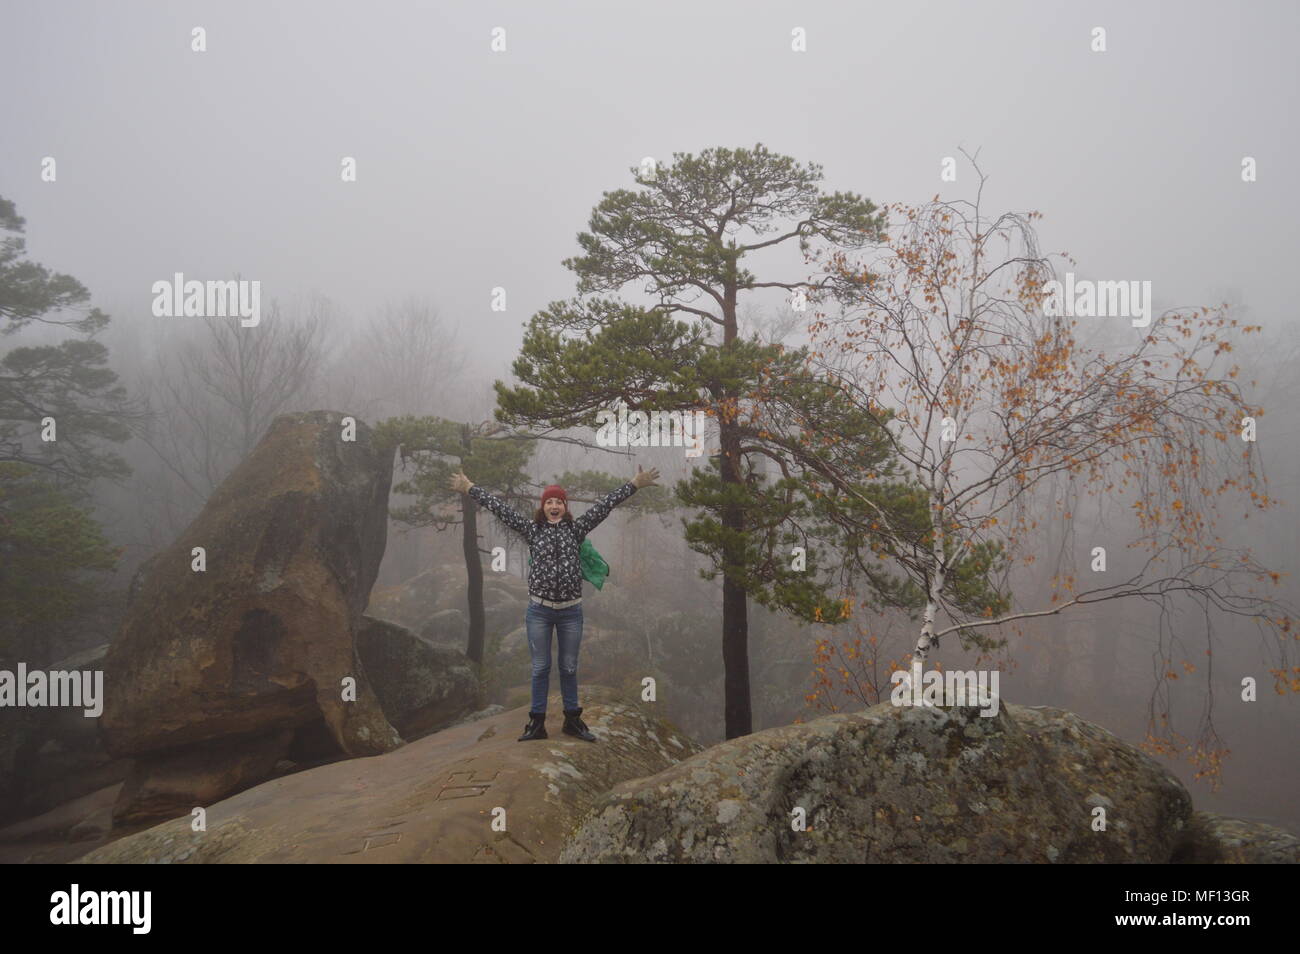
[330,297,467,422]
[131,295,329,542]
[187,296,329,458]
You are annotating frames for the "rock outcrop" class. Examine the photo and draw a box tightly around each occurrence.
[562,702,1194,863]
[354,615,482,741]
[368,564,531,641]
[1171,811,1300,863]
[0,782,121,847]
[80,687,701,863]
[100,411,402,825]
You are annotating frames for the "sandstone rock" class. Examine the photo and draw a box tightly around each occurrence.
[367,564,530,634]
[79,687,701,864]
[419,608,466,645]
[0,782,121,844]
[112,728,295,826]
[69,806,114,842]
[355,615,482,741]
[21,744,130,823]
[366,566,458,631]
[561,702,1193,863]
[101,411,401,766]
[447,704,506,728]
[1171,811,1300,863]
[97,412,401,827]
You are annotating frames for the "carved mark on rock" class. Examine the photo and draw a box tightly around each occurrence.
[437,768,500,800]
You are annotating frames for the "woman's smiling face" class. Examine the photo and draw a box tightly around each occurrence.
[543,496,567,522]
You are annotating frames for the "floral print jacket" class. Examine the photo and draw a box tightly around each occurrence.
[468,482,636,602]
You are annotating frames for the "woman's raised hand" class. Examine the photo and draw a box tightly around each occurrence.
[449,470,473,494]
[632,465,660,489]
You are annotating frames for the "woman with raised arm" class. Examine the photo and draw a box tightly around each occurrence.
[448,465,660,742]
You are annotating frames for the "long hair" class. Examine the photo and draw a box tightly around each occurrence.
[533,505,573,525]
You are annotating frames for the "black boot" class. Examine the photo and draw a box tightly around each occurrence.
[518,711,547,741]
[562,707,597,742]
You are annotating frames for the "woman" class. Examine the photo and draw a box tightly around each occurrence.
[448,465,659,742]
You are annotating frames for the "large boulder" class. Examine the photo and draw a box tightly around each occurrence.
[419,608,467,646]
[1171,811,1300,863]
[367,564,531,636]
[561,702,1193,863]
[354,615,483,741]
[366,565,459,631]
[111,729,295,827]
[100,411,402,824]
[79,687,702,863]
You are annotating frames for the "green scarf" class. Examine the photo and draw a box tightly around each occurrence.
[528,538,610,590]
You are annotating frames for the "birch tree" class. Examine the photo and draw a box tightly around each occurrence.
[796,156,1294,776]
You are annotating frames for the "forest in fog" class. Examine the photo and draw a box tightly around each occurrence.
[1,3,1296,862]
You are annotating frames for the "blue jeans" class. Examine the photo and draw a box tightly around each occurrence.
[524,601,583,713]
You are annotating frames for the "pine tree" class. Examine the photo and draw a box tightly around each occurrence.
[495,145,908,737]
[376,417,535,664]
[0,196,133,665]
[0,463,120,665]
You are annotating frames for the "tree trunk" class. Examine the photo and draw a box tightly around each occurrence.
[719,267,752,739]
[458,424,487,664]
[1042,627,1069,704]
[1090,616,1117,700]
[461,490,486,665]
[718,390,751,737]
[912,561,947,667]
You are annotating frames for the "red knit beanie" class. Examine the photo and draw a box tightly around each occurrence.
[541,484,567,505]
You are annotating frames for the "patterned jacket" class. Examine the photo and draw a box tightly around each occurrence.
[468,482,637,602]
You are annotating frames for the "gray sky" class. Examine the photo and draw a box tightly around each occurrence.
[2,0,1296,374]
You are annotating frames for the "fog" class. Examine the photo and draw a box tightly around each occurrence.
[2,0,1296,839]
